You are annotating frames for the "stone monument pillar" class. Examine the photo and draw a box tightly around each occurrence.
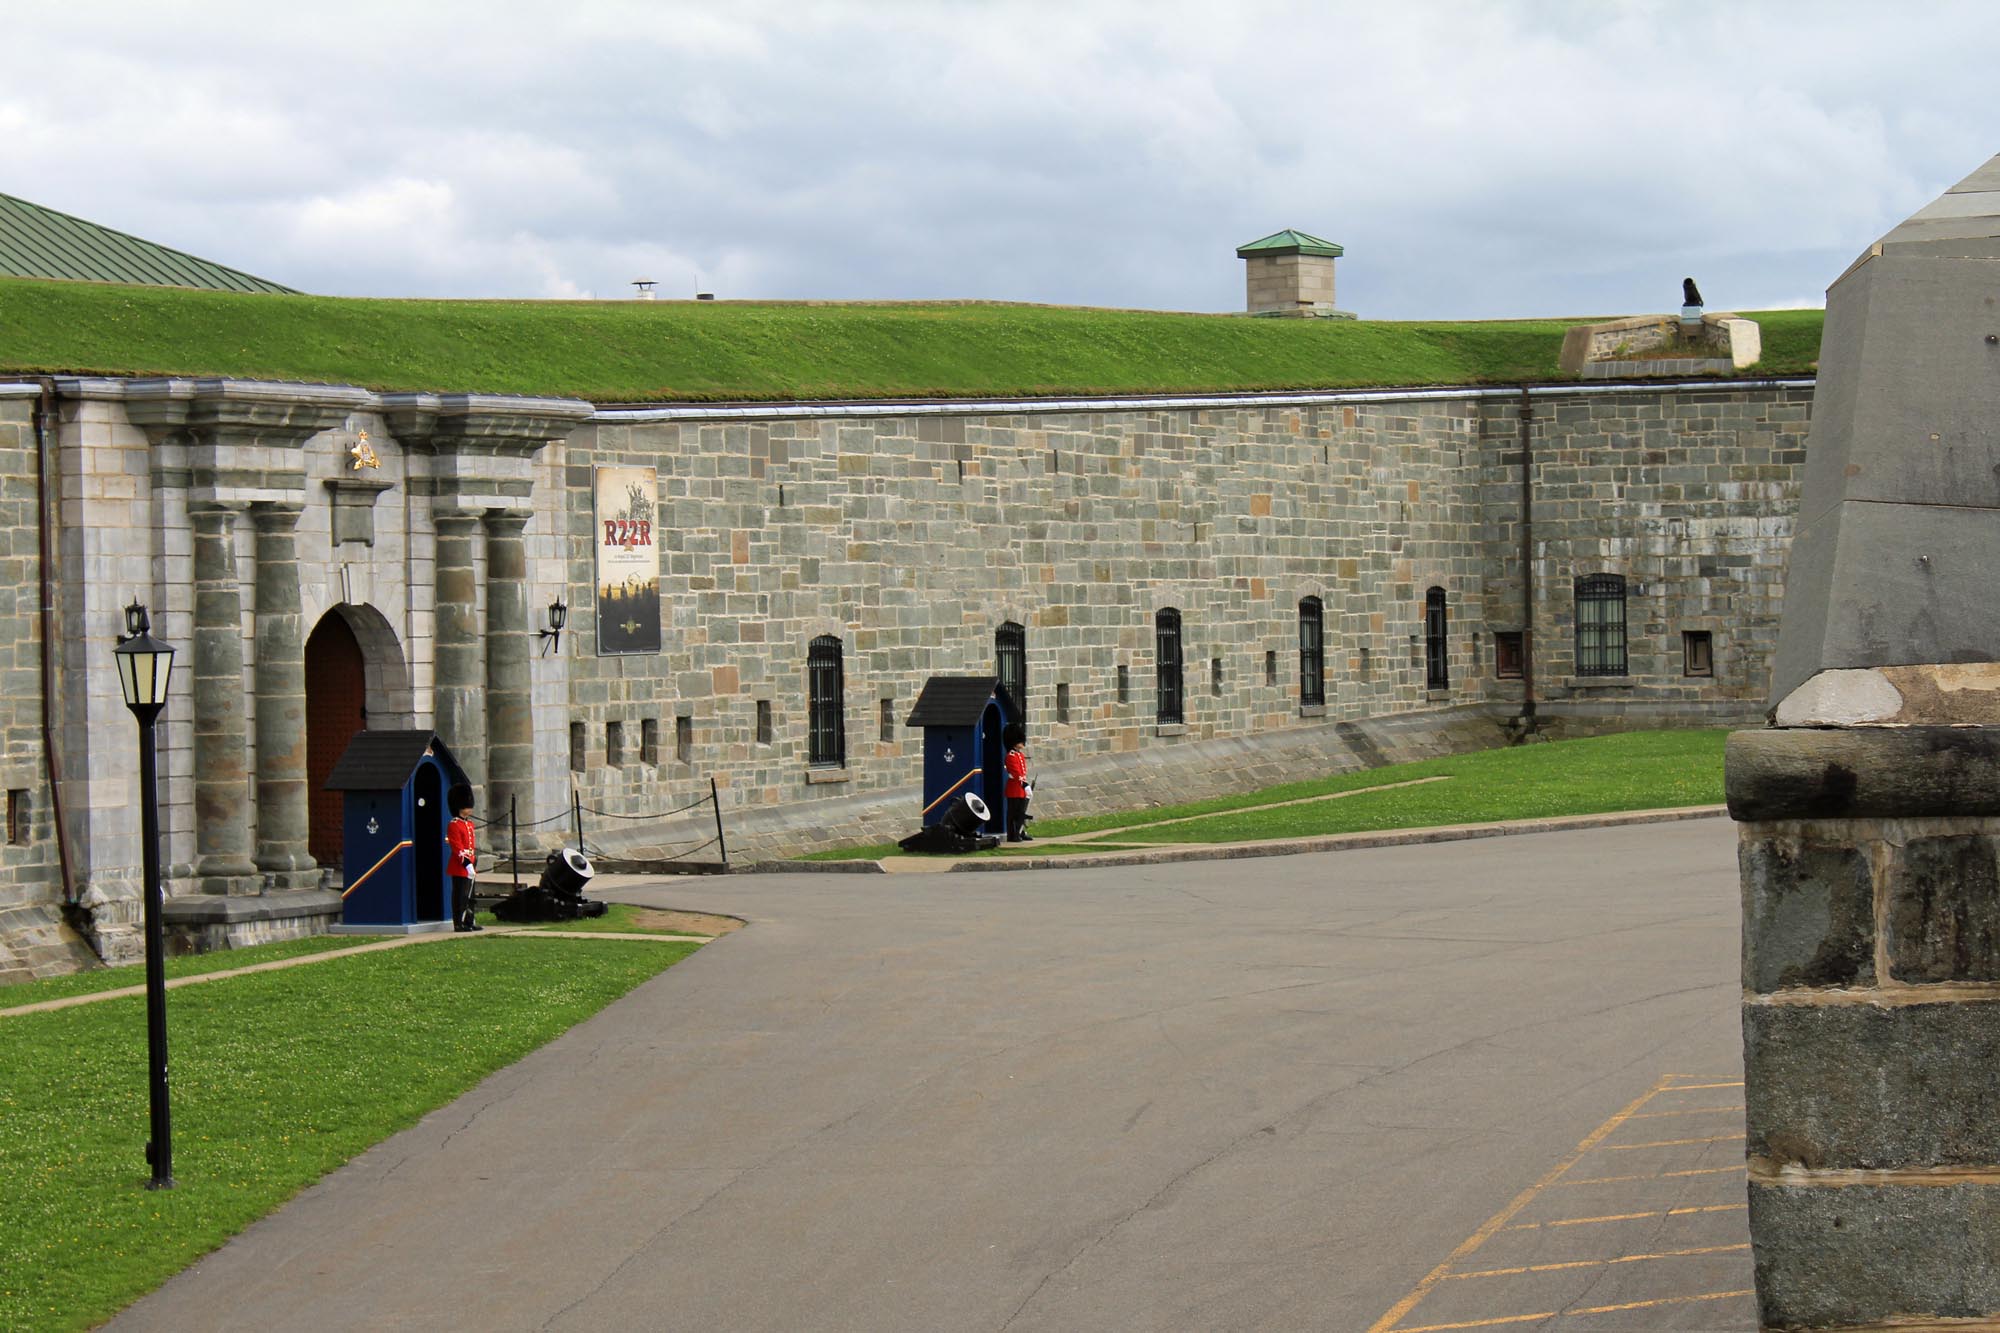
[1729,153,2000,1327]
[482,509,534,827]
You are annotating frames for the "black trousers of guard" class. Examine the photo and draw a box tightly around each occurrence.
[1007,797,1029,840]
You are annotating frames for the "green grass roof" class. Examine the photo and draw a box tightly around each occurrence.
[0,277,1822,404]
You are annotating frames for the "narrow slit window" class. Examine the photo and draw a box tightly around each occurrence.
[1298,597,1325,705]
[606,720,624,768]
[1155,609,1184,724]
[1056,682,1071,723]
[1683,630,1714,678]
[756,699,774,745]
[807,636,846,766]
[676,714,693,762]
[1424,587,1449,690]
[640,718,659,766]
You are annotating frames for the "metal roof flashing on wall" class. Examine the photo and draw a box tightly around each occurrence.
[0,377,1820,418]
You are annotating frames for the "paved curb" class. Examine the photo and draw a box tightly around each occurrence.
[756,805,1731,876]
[0,926,709,1018]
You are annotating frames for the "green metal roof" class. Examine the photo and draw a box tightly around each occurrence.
[0,192,298,294]
[1235,229,1344,260]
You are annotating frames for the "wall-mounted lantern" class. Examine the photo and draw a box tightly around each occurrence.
[538,597,569,656]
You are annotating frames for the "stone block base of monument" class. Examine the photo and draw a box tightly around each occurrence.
[1730,726,2000,1328]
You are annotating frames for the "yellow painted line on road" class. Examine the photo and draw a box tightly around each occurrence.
[1626,1104,1744,1120]
[1598,1132,1745,1151]
[1656,1080,1744,1091]
[1393,1289,1756,1332]
[1364,1074,1679,1333]
[1557,1163,1746,1187]
[1500,1203,1746,1231]
[1444,1243,1749,1279]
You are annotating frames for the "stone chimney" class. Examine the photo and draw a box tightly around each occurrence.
[1236,229,1347,317]
[1728,151,2000,1328]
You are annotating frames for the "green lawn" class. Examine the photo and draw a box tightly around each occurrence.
[0,935,697,1331]
[0,278,1822,402]
[809,729,1727,860]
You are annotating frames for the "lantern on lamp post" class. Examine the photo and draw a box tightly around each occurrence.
[113,600,176,1189]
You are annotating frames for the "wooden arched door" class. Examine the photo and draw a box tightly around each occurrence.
[305,612,368,868]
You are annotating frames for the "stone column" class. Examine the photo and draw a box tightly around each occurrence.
[189,502,257,894]
[250,501,315,888]
[433,510,486,793]
[482,510,534,826]
[1732,151,2000,1328]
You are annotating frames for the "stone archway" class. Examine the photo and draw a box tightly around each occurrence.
[304,604,413,869]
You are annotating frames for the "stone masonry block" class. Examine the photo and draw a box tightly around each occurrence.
[1740,835,1875,991]
[1749,1180,2000,1326]
[1744,1000,2000,1169]
[1887,833,2000,983]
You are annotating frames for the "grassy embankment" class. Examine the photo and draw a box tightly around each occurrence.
[0,934,698,1331]
[809,729,1728,860]
[0,277,1821,402]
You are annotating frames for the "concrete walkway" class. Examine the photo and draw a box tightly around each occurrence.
[110,819,1753,1332]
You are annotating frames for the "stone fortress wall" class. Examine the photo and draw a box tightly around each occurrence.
[0,374,1813,971]
[570,380,1813,858]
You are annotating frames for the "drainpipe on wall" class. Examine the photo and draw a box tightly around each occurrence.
[33,377,77,907]
[1516,386,1538,734]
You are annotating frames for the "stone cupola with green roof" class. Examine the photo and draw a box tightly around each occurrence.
[1236,228,1350,318]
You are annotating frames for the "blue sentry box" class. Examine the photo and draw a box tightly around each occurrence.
[323,731,470,933]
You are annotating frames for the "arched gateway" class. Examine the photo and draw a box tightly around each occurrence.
[304,604,413,870]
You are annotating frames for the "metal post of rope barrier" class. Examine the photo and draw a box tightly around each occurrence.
[574,788,586,858]
[710,776,728,868]
[510,795,520,897]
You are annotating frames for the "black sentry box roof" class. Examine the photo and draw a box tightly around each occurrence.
[907,677,1016,728]
[324,730,468,792]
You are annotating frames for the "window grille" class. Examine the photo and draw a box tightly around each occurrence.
[996,622,1026,723]
[1575,575,1628,677]
[1299,597,1325,705]
[1155,609,1184,724]
[1425,588,1449,690]
[807,636,846,766]
[756,699,773,745]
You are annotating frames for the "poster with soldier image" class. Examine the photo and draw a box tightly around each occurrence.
[594,465,662,655]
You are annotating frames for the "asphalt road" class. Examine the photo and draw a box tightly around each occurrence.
[112,818,1755,1332]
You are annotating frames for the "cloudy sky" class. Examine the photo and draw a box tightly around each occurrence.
[3,1,1994,318]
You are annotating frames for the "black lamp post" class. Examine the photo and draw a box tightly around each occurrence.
[113,600,176,1190]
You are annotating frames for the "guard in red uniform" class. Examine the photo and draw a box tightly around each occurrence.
[1003,724,1033,842]
[447,784,482,932]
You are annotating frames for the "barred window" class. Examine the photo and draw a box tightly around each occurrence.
[807,635,846,766]
[996,621,1026,723]
[1575,575,1628,677]
[1299,596,1325,706]
[1156,608,1184,724]
[1425,587,1449,691]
